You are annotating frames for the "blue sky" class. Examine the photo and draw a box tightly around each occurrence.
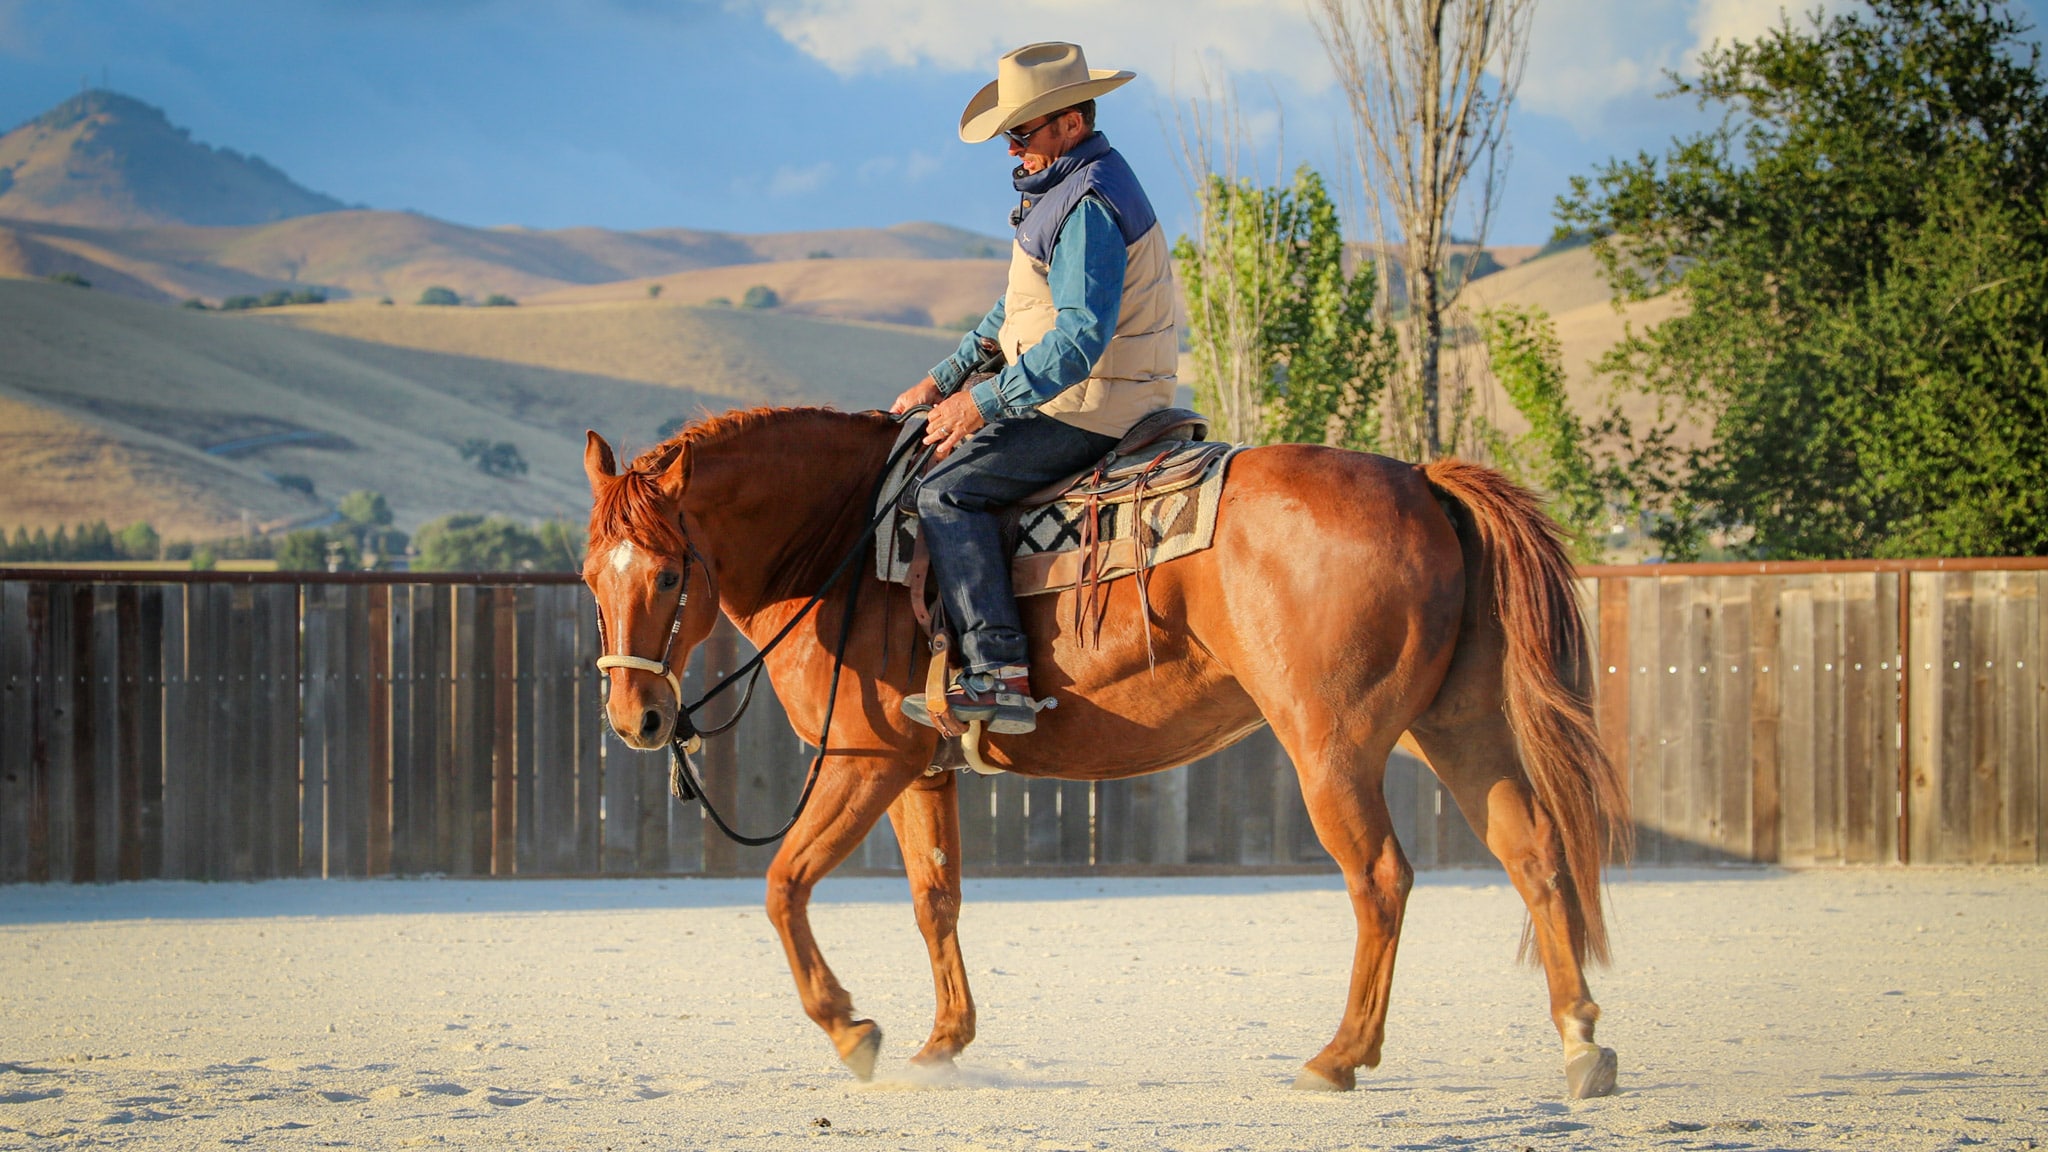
[2,0,2043,245]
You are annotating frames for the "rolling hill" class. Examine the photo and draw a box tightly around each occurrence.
[0,90,347,227]
[0,279,957,540]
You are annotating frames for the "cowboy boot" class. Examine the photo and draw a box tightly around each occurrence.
[902,664,1048,735]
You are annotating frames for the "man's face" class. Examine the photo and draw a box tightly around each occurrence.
[1007,109,1086,174]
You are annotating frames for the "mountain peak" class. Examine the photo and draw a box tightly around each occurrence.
[0,88,346,228]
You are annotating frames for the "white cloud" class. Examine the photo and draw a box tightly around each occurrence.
[747,0,1869,138]
[767,160,834,196]
[1688,0,1852,59]
[748,0,1331,92]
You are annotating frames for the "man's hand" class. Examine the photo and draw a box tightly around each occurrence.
[922,390,987,461]
[890,376,943,415]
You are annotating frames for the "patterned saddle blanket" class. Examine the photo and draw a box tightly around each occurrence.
[875,430,1242,598]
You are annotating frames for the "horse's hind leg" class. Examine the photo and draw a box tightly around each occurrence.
[1277,727,1413,1092]
[763,759,917,1081]
[1407,718,1617,1098]
[886,772,976,1067]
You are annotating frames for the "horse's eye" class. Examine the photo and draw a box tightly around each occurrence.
[656,570,681,591]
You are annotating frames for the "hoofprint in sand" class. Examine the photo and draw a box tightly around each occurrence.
[2,869,2042,1151]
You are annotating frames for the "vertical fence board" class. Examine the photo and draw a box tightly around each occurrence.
[1811,577,1845,863]
[1058,778,1093,865]
[1654,577,1695,861]
[367,585,392,876]
[1025,776,1061,865]
[573,598,604,874]
[692,625,738,876]
[1748,578,1783,862]
[534,586,580,873]
[1597,579,1631,832]
[1712,579,1752,858]
[1686,580,1719,858]
[0,584,32,883]
[490,587,518,874]
[135,586,165,880]
[1839,576,1881,864]
[1778,583,1817,865]
[1625,578,1661,862]
[1906,573,1940,864]
[957,770,997,869]
[223,585,258,880]
[87,587,119,882]
[1937,574,1976,863]
[992,773,1028,867]
[299,585,330,877]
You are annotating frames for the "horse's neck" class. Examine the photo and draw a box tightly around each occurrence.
[685,412,890,626]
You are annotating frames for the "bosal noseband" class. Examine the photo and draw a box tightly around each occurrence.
[593,538,701,752]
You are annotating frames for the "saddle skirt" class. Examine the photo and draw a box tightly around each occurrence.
[876,412,1242,598]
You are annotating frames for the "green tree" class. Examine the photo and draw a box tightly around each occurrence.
[1479,307,1608,561]
[535,519,586,572]
[1174,164,1393,448]
[338,489,393,528]
[740,284,780,309]
[481,293,517,307]
[276,529,357,572]
[458,438,528,478]
[647,283,664,299]
[417,285,461,306]
[412,514,547,572]
[117,521,161,560]
[1557,0,2048,559]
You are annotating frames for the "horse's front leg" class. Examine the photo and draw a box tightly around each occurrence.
[763,755,918,1081]
[887,771,975,1067]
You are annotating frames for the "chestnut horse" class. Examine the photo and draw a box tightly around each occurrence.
[580,406,1630,1097]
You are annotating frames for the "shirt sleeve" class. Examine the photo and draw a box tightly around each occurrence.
[928,297,1007,394]
[968,195,1127,421]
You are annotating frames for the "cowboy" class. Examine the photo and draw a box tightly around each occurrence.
[891,42,1179,736]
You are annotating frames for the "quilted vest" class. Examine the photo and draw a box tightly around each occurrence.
[996,138,1178,437]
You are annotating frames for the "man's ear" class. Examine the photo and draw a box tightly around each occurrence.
[584,431,617,494]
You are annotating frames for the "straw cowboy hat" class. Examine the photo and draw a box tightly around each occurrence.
[958,42,1135,144]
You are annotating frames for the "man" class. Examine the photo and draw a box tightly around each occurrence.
[891,41,1178,736]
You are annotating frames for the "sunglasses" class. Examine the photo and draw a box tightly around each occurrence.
[1003,115,1063,148]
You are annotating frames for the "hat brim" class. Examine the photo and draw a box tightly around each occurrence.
[958,70,1134,144]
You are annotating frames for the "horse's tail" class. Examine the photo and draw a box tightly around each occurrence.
[1421,458,1632,965]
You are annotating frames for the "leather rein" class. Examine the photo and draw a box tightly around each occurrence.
[592,414,935,847]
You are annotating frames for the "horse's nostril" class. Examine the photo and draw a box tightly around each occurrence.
[639,708,664,740]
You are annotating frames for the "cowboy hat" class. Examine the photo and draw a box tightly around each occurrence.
[958,42,1135,144]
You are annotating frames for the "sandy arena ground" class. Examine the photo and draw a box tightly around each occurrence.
[2,868,2043,1151]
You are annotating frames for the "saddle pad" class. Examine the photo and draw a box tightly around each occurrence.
[877,440,1244,598]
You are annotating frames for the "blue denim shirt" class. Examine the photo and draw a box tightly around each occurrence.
[927,195,1127,422]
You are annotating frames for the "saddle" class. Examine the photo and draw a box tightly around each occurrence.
[877,407,1239,772]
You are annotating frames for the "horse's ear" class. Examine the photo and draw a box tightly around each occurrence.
[659,442,691,498]
[584,431,617,493]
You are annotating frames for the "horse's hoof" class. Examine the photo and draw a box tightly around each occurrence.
[837,1021,883,1082]
[1291,1065,1353,1092]
[1564,1045,1617,1099]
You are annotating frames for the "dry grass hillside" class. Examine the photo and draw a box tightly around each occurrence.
[1460,243,1687,440]
[525,257,1005,327]
[0,212,1005,309]
[0,90,346,228]
[0,279,955,538]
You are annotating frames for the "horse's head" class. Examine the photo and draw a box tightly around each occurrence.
[582,430,722,751]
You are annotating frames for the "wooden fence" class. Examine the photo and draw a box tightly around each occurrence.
[0,559,2040,884]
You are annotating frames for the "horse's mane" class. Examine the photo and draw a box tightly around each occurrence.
[589,406,892,555]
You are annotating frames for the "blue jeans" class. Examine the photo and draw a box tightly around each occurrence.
[916,413,1119,673]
